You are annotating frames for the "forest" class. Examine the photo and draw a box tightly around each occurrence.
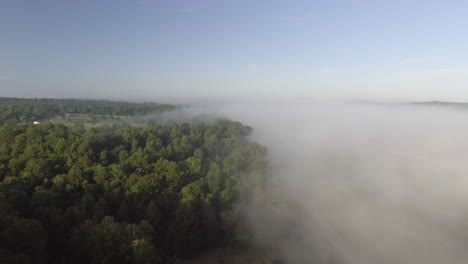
[0,98,270,263]
[0,97,175,124]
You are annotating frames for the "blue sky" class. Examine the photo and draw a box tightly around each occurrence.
[1,0,468,101]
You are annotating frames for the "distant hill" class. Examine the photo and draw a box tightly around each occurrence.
[407,101,468,108]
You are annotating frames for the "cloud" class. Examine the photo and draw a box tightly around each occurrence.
[0,76,12,80]
[280,13,314,26]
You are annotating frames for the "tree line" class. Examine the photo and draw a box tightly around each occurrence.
[0,116,269,263]
[0,97,175,124]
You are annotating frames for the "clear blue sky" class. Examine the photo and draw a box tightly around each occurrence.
[1,0,468,101]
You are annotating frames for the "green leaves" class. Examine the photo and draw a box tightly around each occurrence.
[0,117,269,262]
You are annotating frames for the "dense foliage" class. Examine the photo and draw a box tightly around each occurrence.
[0,118,268,263]
[0,97,175,124]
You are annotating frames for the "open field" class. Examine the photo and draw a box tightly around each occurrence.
[48,113,147,128]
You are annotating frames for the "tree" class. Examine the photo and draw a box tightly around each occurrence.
[0,112,270,262]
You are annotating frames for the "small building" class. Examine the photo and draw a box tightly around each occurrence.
[33,121,40,125]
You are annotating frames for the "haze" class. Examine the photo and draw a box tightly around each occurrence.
[170,100,468,264]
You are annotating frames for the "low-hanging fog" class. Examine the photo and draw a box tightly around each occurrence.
[161,99,468,263]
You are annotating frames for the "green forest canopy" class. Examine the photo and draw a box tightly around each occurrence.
[0,97,175,124]
[0,98,270,263]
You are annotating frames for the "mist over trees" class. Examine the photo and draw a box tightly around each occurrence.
[212,100,468,264]
[7,97,468,264]
[0,99,270,263]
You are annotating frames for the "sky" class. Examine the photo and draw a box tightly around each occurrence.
[1,0,468,101]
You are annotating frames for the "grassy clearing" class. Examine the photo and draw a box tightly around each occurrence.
[49,113,146,128]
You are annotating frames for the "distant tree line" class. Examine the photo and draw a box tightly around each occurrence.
[0,118,269,263]
[0,97,175,124]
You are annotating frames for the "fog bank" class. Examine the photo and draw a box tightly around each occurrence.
[219,102,468,264]
[170,99,468,263]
